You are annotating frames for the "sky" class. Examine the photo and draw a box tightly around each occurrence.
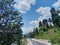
[13,0,60,34]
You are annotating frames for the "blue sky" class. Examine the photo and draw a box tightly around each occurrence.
[14,0,60,34]
[23,0,57,26]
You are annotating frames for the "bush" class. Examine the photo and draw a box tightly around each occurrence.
[50,33,60,44]
[54,43,60,45]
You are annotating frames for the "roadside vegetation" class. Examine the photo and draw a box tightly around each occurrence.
[28,8,60,44]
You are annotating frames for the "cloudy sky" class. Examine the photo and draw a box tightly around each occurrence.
[14,0,60,34]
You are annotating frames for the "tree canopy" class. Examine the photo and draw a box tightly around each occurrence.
[0,0,23,45]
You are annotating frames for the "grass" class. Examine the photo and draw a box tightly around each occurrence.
[34,27,60,44]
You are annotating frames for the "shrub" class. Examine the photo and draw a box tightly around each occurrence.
[50,33,60,44]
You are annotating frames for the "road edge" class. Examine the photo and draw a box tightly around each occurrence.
[32,39,52,45]
[27,39,33,45]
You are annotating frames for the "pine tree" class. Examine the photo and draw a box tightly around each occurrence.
[39,21,42,27]
[50,8,60,27]
[43,19,47,25]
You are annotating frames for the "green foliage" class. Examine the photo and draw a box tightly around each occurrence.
[39,21,42,27]
[51,28,60,44]
[50,32,60,44]
[54,43,60,45]
[29,31,35,38]
[0,0,23,45]
[33,27,60,44]
[50,8,60,27]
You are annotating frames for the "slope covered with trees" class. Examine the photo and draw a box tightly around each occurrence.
[29,8,60,44]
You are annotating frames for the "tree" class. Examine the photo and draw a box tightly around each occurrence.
[33,27,39,36]
[35,27,39,35]
[43,19,47,25]
[39,19,49,32]
[0,0,23,45]
[29,31,34,38]
[48,18,54,28]
[39,21,42,27]
[50,7,60,27]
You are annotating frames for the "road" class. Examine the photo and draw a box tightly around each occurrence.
[29,39,47,45]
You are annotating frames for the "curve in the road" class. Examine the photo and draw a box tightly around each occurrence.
[29,39,47,45]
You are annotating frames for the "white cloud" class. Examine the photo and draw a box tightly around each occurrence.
[30,7,51,27]
[36,7,51,19]
[30,20,38,26]
[52,0,60,8]
[13,0,36,13]
[58,13,60,16]
[37,7,51,20]
[22,26,33,34]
